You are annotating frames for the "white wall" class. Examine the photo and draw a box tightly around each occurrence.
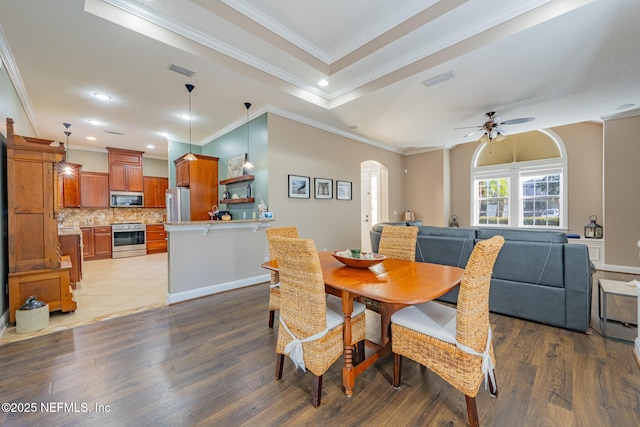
[267,113,406,252]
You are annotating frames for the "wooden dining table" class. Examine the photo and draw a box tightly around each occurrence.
[262,251,464,397]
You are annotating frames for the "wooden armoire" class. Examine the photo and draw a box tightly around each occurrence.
[4,118,76,323]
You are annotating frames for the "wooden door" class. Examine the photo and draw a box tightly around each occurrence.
[157,177,169,208]
[80,172,109,207]
[175,160,189,187]
[81,227,94,259]
[143,177,158,207]
[127,165,144,192]
[93,227,112,259]
[109,164,127,191]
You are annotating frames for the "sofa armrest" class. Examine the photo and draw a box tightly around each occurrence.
[563,243,594,331]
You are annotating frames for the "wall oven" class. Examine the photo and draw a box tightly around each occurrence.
[111,223,146,258]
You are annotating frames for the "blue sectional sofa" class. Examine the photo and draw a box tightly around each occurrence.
[370,222,595,332]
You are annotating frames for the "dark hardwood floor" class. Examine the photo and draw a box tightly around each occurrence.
[1,276,638,426]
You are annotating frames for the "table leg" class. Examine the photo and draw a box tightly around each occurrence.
[380,302,408,347]
[341,291,355,397]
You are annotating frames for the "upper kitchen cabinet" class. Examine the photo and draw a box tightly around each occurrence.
[143,176,169,208]
[107,147,144,192]
[173,154,219,220]
[80,172,109,208]
[58,163,82,208]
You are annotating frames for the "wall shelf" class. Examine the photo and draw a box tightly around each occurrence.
[219,175,254,185]
[220,198,255,204]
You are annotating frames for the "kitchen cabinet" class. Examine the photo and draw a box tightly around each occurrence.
[58,234,82,288]
[81,226,112,260]
[107,147,144,192]
[58,163,82,208]
[173,154,219,220]
[143,176,169,208]
[146,224,167,254]
[4,118,76,323]
[80,172,109,208]
[81,227,93,258]
[94,226,113,259]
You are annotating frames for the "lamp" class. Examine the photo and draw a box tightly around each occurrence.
[184,83,197,161]
[61,122,73,175]
[243,102,254,169]
[584,215,603,239]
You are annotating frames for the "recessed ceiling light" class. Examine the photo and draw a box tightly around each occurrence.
[87,119,103,126]
[159,132,170,139]
[180,114,192,120]
[318,79,328,87]
[146,144,155,149]
[86,136,96,141]
[92,92,111,101]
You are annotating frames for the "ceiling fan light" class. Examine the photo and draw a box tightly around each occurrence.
[480,134,490,144]
[490,129,498,139]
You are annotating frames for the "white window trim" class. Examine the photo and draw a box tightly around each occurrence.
[470,129,568,231]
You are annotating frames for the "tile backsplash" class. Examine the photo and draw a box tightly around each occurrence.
[60,208,165,226]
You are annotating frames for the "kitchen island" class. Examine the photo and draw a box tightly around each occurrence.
[164,219,273,304]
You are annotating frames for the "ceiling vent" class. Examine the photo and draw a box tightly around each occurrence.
[105,130,124,136]
[169,64,195,78]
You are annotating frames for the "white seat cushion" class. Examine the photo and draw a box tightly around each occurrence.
[391,301,456,344]
[326,294,366,319]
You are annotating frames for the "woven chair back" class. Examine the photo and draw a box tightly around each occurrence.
[266,226,299,259]
[378,225,418,261]
[270,236,327,338]
[455,235,505,352]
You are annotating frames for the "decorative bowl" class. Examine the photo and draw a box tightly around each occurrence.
[331,250,386,268]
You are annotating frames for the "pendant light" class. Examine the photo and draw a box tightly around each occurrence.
[184,83,197,161]
[243,102,254,169]
[62,122,73,175]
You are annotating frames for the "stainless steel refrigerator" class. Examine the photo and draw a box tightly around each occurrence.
[166,187,190,222]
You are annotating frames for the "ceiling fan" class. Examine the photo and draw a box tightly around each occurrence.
[458,111,535,141]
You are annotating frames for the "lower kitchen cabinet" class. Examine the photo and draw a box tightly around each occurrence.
[81,226,112,260]
[58,234,82,288]
[146,224,167,254]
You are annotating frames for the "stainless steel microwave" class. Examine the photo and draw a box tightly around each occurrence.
[110,191,144,207]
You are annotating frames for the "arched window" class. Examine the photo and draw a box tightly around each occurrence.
[470,130,567,229]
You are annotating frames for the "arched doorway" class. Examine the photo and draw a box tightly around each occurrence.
[361,160,388,251]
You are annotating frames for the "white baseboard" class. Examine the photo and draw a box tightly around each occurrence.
[167,274,270,305]
[601,264,640,275]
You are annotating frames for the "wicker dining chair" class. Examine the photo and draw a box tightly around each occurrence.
[265,226,299,328]
[378,225,419,261]
[390,235,505,427]
[271,235,367,407]
[363,225,419,312]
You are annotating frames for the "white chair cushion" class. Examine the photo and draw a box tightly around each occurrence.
[391,301,456,344]
[326,294,366,319]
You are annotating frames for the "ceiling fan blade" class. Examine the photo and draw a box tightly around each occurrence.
[501,117,535,125]
[454,125,482,130]
[463,129,485,138]
[496,124,508,134]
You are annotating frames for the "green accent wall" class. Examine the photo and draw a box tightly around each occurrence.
[202,113,268,219]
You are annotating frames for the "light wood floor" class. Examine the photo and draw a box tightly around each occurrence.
[0,253,168,344]
[0,270,638,426]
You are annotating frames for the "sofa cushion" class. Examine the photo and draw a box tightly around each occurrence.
[476,228,568,243]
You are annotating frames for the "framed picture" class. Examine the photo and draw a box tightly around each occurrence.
[288,174,310,198]
[227,153,246,178]
[314,178,333,199]
[336,180,352,200]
